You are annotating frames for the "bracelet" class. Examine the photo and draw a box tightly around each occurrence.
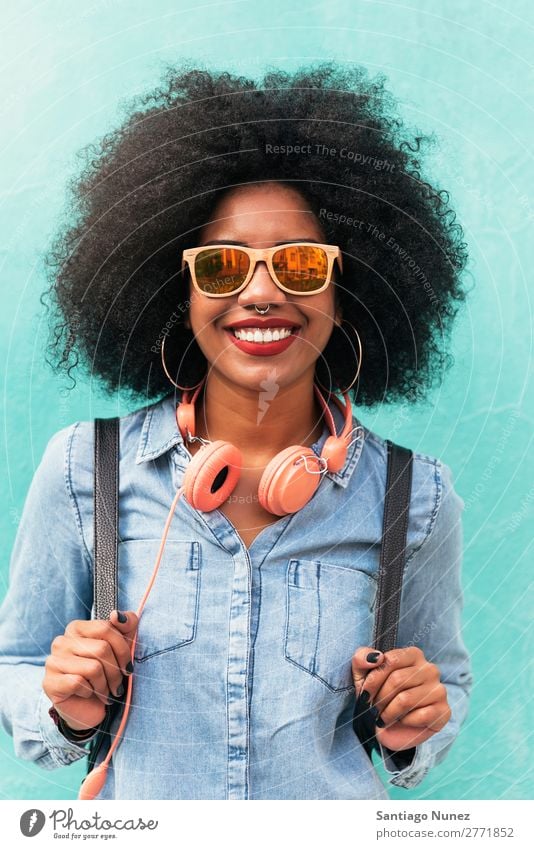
[48,705,99,741]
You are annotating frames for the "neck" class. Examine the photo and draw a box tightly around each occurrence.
[191,370,327,461]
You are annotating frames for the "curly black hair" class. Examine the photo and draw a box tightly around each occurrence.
[41,60,469,407]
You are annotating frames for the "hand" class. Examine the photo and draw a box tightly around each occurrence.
[43,610,139,732]
[352,645,451,753]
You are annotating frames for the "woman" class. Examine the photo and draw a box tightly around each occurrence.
[0,62,473,799]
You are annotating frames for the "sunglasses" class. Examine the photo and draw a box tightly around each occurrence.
[181,242,343,297]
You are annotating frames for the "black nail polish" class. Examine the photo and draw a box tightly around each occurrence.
[115,683,124,698]
[126,661,134,674]
[117,611,128,623]
[107,696,114,705]
[359,689,370,704]
[367,651,381,663]
[376,716,386,728]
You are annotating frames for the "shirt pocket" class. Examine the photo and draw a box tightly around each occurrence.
[284,559,377,692]
[117,539,201,663]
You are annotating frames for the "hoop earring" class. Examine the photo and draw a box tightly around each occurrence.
[314,319,363,396]
[160,332,206,391]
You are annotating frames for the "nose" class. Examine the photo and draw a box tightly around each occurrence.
[237,260,287,308]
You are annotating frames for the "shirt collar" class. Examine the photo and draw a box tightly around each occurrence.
[136,390,364,488]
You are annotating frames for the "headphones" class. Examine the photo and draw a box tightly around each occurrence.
[78,378,361,799]
[176,374,360,516]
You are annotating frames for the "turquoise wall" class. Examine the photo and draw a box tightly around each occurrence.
[1,0,532,800]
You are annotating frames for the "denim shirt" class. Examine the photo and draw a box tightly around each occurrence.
[0,391,473,799]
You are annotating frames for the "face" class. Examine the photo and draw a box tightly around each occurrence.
[184,182,342,393]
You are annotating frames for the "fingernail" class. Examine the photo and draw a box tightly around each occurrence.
[359,689,370,704]
[126,660,134,674]
[366,651,381,663]
[115,683,124,698]
[376,716,386,728]
[117,611,128,623]
[107,696,114,705]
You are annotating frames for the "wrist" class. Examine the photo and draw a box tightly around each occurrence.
[48,706,99,741]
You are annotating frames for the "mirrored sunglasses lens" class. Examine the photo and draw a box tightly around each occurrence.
[194,248,250,294]
[272,245,329,292]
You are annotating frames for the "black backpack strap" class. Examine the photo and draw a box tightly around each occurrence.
[86,417,122,778]
[373,439,414,653]
[353,439,413,757]
[93,417,120,621]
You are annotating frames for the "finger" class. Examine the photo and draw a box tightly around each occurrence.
[68,637,125,698]
[64,616,137,676]
[109,609,139,639]
[375,723,433,751]
[356,646,426,703]
[372,666,428,712]
[64,611,139,639]
[109,610,140,663]
[376,683,440,726]
[44,662,99,702]
[351,647,385,695]
[390,700,451,732]
[51,654,112,705]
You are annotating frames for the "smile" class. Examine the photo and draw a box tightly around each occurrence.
[224,326,301,356]
[229,326,299,342]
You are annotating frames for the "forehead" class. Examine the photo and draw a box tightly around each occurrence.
[200,183,325,245]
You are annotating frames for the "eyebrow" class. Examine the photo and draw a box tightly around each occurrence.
[197,238,321,247]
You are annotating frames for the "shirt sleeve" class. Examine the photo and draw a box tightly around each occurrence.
[376,459,474,789]
[0,423,98,770]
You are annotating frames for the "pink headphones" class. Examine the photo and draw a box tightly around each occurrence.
[78,378,360,799]
[176,374,358,516]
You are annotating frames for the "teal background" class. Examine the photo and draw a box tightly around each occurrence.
[1,0,532,801]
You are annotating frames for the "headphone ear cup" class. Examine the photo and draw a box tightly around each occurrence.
[321,435,348,473]
[182,441,242,512]
[258,445,323,516]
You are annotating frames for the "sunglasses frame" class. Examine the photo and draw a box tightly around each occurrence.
[181,242,343,298]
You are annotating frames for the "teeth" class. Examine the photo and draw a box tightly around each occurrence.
[231,326,295,343]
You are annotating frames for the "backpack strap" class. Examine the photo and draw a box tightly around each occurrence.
[353,438,413,757]
[86,417,122,778]
[93,417,120,621]
[373,439,414,653]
